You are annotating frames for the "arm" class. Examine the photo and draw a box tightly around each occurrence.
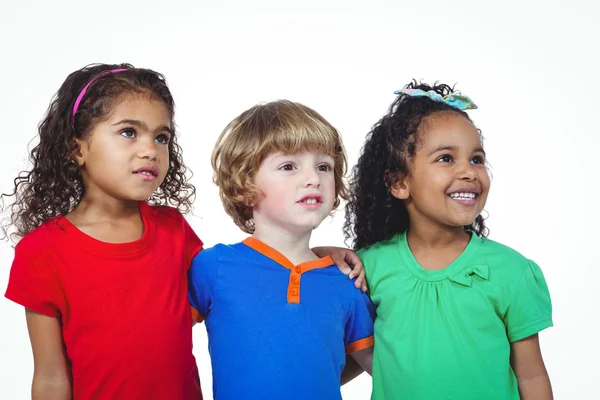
[342,288,375,385]
[510,334,553,400]
[188,247,217,326]
[312,246,367,292]
[350,347,373,375]
[341,354,364,385]
[25,309,71,400]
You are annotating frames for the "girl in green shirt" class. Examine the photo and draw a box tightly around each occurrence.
[344,81,553,399]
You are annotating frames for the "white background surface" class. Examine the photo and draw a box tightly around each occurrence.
[1,0,598,398]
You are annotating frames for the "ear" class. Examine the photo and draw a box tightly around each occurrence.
[242,184,263,208]
[389,176,410,200]
[72,138,86,167]
[247,189,264,208]
[246,196,257,208]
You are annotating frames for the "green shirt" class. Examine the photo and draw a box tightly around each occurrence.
[359,231,553,400]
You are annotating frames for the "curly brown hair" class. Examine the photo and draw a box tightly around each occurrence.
[344,81,488,250]
[212,100,348,234]
[1,63,195,242]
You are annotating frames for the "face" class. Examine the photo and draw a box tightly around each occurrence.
[252,151,336,235]
[74,93,172,204]
[391,112,490,232]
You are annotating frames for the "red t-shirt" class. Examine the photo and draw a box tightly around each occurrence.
[5,202,203,400]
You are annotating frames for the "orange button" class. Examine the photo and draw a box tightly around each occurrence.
[290,289,298,296]
[294,267,301,274]
[291,277,299,285]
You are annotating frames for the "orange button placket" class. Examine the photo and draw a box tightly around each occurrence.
[242,237,334,305]
[288,267,303,303]
[283,257,333,304]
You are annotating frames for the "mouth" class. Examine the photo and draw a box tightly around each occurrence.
[297,195,323,205]
[133,166,159,178]
[448,192,478,200]
[132,166,158,182]
[447,190,480,206]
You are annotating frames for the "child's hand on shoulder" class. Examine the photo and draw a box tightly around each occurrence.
[312,246,367,292]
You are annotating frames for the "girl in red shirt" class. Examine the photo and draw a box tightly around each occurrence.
[3,64,204,400]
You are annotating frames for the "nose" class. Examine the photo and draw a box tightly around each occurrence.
[304,168,320,188]
[136,137,158,160]
[458,161,476,181]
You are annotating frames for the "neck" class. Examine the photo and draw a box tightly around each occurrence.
[71,194,140,222]
[251,224,316,265]
[406,218,470,250]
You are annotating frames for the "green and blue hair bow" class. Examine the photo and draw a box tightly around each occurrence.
[394,88,477,110]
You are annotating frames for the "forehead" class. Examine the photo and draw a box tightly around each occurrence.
[105,93,171,127]
[262,150,334,162]
[420,113,482,149]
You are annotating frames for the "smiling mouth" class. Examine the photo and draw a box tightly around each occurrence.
[448,192,478,200]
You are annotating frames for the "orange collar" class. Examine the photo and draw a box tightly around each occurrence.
[242,237,333,274]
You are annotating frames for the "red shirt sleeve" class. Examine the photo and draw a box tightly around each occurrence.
[5,244,61,317]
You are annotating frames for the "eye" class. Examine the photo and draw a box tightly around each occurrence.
[155,133,171,145]
[279,163,296,171]
[317,163,333,172]
[436,154,452,163]
[120,128,136,139]
[471,155,485,164]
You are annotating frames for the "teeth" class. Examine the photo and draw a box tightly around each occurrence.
[303,198,318,204]
[450,192,476,199]
[137,171,152,175]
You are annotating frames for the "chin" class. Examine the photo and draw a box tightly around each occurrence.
[292,220,325,232]
[128,192,157,202]
[453,219,477,228]
[442,216,473,228]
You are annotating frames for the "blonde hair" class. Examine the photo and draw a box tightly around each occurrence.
[212,100,348,233]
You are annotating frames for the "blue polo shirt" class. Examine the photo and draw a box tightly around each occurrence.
[188,237,375,400]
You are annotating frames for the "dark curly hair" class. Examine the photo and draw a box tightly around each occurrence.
[344,80,488,250]
[1,63,195,242]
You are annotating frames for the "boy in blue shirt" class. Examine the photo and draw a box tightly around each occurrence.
[188,100,374,399]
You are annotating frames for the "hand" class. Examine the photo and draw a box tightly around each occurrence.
[312,246,367,292]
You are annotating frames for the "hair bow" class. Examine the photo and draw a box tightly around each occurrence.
[394,88,477,110]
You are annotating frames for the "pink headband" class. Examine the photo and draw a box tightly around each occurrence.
[71,68,128,125]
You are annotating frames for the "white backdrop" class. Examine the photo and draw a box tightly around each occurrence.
[1,0,598,398]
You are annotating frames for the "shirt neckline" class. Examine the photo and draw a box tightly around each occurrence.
[242,237,334,273]
[397,230,481,282]
[55,201,154,256]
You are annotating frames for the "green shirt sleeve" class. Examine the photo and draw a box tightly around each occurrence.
[505,260,553,342]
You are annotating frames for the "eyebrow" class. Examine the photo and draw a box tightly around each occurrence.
[428,145,486,156]
[111,119,173,135]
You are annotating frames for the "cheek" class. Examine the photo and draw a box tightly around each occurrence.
[479,170,491,192]
[416,170,447,193]
[161,145,170,157]
[259,191,289,214]
[324,177,336,198]
[261,180,289,203]
[159,148,170,170]
[87,146,116,168]
[93,140,126,160]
